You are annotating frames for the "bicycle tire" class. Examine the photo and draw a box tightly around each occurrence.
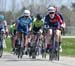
[42,39,46,58]
[0,41,3,58]
[49,49,55,61]
[0,47,3,58]
[20,48,23,58]
[55,46,60,61]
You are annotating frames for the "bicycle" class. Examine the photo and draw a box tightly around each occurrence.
[0,30,3,58]
[49,27,60,61]
[29,31,41,59]
[15,31,24,58]
[41,29,47,58]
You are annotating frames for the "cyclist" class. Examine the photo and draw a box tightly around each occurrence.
[0,16,5,49]
[13,10,33,52]
[0,15,8,48]
[0,15,9,37]
[31,14,44,55]
[9,22,16,52]
[54,6,66,52]
[4,19,9,37]
[32,14,44,36]
[44,6,63,51]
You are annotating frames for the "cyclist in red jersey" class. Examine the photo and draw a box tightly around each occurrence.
[44,6,63,51]
[54,6,66,52]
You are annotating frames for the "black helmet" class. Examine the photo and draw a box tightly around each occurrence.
[36,14,42,20]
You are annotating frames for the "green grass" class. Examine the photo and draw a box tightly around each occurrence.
[4,38,12,52]
[61,38,75,56]
[4,37,75,56]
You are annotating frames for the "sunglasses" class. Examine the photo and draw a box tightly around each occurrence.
[49,12,55,14]
[24,16,28,17]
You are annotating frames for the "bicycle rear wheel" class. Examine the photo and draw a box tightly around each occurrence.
[42,49,46,58]
[0,45,3,58]
[49,49,55,61]
[0,40,3,58]
[32,45,36,59]
[42,39,46,58]
[55,45,60,61]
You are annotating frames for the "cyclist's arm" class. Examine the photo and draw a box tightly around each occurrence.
[58,13,66,28]
[57,15,63,25]
[29,23,32,31]
[32,20,35,28]
[15,19,19,30]
[3,20,8,33]
[43,16,49,29]
[29,18,33,31]
[1,25,5,38]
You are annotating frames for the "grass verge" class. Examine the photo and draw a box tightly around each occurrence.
[4,37,75,56]
[61,38,75,57]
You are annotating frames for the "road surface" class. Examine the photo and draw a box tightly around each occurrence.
[0,52,75,66]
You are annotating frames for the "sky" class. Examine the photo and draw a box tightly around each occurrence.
[0,0,75,11]
[0,0,22,11]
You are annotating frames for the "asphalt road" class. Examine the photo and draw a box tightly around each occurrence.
[0,52,75,66]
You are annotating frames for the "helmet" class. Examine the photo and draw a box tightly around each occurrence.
[48,7,56,13]
[36,14,42,20]
[24,10,30,16]
[0,15,4,21]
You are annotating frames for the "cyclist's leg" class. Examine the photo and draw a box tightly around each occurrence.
[23,26,29,52]
[46,29,52,49]
[13,24,21,50]
[9,32,13,48]
[59,30,62,45]
[11,35,15,51]
[10,31,16,51]
[27,31,33,48]
[55,22,61,50]
[39,29,43,41]
[56,30,60,43]
[59,30,62,52]
[37,29,43,55]
[42,29,48,52]
[55,29,60,53]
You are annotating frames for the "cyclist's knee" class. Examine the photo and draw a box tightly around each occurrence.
[48,29,52,36]
[15,31,20,40]
[56,30,60,41]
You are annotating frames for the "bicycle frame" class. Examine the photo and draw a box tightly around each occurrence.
[15,31,25,58]
[49,27,60,61]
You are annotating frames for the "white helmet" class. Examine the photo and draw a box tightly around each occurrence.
[48,7,55,13]
[24,10,30,16]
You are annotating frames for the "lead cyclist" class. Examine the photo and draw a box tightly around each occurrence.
[13,10,33,52]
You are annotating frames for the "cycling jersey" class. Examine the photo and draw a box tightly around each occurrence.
[45,14,63,29]
[32,19,44,32]
[16,16,32,35]
[9,23,15,34]
[32,19,44,28]
[17,16,32,26]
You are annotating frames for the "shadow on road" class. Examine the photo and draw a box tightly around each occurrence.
[2,53,75,66]
[2,54,49,62]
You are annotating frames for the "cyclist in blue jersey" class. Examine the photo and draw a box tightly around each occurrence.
[13,10,33,52]
[0,15,5,50]
[0,15,5,33]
